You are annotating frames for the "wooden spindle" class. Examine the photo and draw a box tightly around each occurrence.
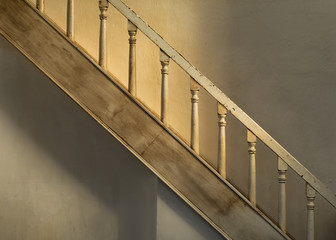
[190,78,200,154]
[128,20,137,96]
[67,0,74,39]
[306,183,316,240]
[160,50,170,124]
[217,102,227,178]
[278,157,288,232]
[247,130,257,206]
[99,0,109,69]
[36,0,44,12]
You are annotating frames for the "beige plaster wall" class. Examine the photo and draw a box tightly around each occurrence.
[26,0,336,239]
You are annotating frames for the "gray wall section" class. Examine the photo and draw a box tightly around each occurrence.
[0,34,157,239]
[192,2,336,239]
[0,34,226,239]
[157,181,225,240]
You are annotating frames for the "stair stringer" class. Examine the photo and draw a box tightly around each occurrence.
[0,0,290,239]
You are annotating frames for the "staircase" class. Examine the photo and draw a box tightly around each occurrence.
[0,0,335,239]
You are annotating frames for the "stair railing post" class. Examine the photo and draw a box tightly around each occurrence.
[128,20,137,96]
[247,130,257,206]
[278,157,288,232]
[217,102,227,178]
[99,0,109,69]
[306,183,316,240]
[67,0,74,39]
[160,50,170,125]
[36,0,45,12]
[190,78,200,154]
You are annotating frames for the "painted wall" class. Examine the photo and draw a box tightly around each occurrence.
[157,181,225,240]
[0,34,157,240]
[0,29,225,240]
[24,0,336,239]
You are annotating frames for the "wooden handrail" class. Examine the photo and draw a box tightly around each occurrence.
[107,0,336,208]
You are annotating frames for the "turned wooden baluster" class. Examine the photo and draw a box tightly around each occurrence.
[67,0,74,39]
[306,183,316,240]
[190,78,200,154]
[278,157,288,232]
[160,50,170,125]
[128,20,137,96]
[217,103,227,178]
[247,130,257,206]
[99,0,109,69]
[36,0,44,12]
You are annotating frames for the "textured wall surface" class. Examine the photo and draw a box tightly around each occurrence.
[20,0,336,239]
[0,28,225,240]
[0,33,158,240]
[157,181,225,240]
[105,1,336,239]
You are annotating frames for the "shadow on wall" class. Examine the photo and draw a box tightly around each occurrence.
[0,35,157,240]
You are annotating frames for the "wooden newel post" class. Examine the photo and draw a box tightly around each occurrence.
[36,0,45,12]
[67,0,74,39]
[247,130,257,206]
[99,0,109,69]
[160,50,170,125]
[190,78,200,154]
[128,20,137,96]
[278,157,288,232]
[306,183,316,240]
[217,102,227,178]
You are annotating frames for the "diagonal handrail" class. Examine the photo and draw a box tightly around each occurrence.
[108,0,336,208]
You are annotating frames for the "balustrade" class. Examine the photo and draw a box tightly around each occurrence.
[32,1,336,238]
[99,0,109,69]
[128,20,137,96]
[217,103,227,178]
[247,130,257,206]
[36,0,44,12]
[190,78,200,154]
[67,0,74,39]
[278,157,288,232]
[306,184,316,240]
[160,50,170,125]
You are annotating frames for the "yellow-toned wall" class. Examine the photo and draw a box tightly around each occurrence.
[26,0,336,239]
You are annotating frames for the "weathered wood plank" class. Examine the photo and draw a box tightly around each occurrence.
[142,130,286,240]
[0,1,289,239]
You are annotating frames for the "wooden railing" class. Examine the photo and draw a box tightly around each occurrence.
[35,0,336,239]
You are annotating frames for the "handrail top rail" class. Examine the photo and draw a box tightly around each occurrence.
[107,0,336,208]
